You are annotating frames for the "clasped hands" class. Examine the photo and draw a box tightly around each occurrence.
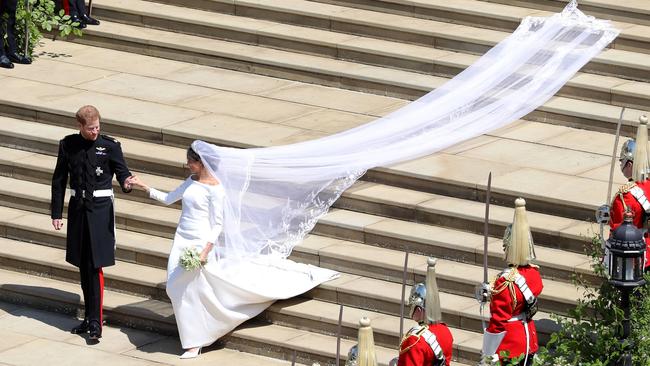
[125,175,147,191]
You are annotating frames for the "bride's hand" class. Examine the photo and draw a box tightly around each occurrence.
[128,176,148,190]
[200,243,214,264]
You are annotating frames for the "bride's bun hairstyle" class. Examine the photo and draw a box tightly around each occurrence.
[187,146,201,163]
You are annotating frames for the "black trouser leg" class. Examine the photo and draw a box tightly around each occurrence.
[79,214,102,325]
[0,0,17,54]
[0,0,8,56]
[68,0,86,17]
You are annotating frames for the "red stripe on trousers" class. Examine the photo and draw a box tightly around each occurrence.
[99,268,104,324]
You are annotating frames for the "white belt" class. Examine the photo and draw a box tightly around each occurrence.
[69,189,113,198]
[508,313,527,322]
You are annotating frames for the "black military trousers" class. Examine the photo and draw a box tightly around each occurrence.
[0,0,18,55]
[68,0,87,17]
[79,213,104,326]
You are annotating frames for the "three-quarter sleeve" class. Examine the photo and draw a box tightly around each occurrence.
[149,177,193,206]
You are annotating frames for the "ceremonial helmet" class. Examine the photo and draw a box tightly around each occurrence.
[344,317,377,366]
[345,345,358,366]
[620,139,635,167]
[503,198,536,266]
[631,115,650,182]
[407,258,442,323]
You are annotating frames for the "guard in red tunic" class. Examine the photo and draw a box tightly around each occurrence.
[608,115,650,270]
[397,258,453,366]
[482,198,543,366]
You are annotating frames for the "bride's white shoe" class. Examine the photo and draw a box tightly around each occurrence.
[180,347,202,359]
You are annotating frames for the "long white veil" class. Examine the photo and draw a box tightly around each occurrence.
[193,1,619,260]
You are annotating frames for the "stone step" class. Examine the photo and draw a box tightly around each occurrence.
[0,200,589,315]
[34,27,650,139]
[2,268,465,366]
[89,0,650,111]
[264,297,486,362]
[0,168,596,286]
[307,0,650,55]
[0,138,600,266]
[480,0,650,27]
[0,236,564,346]
[133,0,650,83]
[338,181,602,256]
[0,114,621,224]
[312,209,593,300]
[0,109,619,225]
[0,174,585,313]
[0,115,186,178]
[143,0,650,29]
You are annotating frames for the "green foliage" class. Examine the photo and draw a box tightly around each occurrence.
[534,233,650,365]
[10,0,82,58]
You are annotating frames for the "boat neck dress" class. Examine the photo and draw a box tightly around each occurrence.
[149,176,338,348]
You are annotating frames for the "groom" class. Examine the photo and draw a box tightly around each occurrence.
[51,105,134,341]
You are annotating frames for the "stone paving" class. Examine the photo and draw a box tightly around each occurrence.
[0,300,296,366]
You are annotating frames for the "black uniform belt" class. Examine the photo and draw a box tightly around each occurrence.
[69,189,113,199]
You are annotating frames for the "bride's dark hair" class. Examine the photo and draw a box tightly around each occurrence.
[187,147,201,163]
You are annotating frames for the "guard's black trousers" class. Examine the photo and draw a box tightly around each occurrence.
[68,0,87,17]
[0,0,18,55]
[79,213,104,326]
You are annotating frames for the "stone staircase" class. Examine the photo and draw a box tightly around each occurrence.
[0,0,648,364]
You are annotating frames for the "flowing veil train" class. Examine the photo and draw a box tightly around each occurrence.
[177,0,620,348]
[193,0,620,262]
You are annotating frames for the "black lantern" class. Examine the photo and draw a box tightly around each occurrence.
[606,214,646,287]
[606,212,646,366]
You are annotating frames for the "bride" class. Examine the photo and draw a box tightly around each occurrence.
[129,144,338,358]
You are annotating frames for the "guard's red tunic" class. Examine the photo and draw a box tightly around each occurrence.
[398,322,453,366]
[610,180,650,268]
[487,265,543,362]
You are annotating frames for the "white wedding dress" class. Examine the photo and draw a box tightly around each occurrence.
[149,177,339,348]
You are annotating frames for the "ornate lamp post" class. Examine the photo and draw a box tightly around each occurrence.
[606,212,646,366]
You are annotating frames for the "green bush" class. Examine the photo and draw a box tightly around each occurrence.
[8,0,82,58]
[534,233,650,365]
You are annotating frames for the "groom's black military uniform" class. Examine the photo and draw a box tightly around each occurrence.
[51,133,132,338]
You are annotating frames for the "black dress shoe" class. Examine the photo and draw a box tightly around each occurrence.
[88,320,102,340]
[71,319,90,334]
[70,15,87,29]
[0,55,13,69]
[7,52,31,65]
[81,14,100,26]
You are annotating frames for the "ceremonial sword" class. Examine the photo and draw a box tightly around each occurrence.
[398,250,409,344]
[479,172,492,330]
[598,107,626,249]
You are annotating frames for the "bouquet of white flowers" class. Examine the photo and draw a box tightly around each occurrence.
[179,247,203,271]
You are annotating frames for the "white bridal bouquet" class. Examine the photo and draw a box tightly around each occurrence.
[179,247,203,271]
